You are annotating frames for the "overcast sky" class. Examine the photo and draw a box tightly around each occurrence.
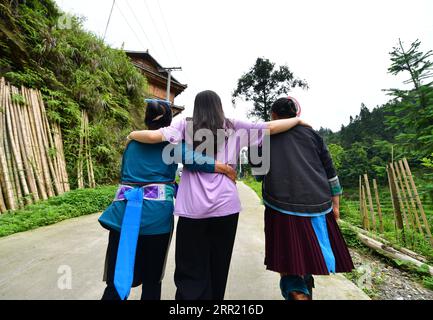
[55,0,433,131]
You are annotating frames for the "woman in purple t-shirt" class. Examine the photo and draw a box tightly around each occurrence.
[129,90,306,300]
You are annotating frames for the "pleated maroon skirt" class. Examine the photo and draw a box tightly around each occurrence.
[264,206,354,275]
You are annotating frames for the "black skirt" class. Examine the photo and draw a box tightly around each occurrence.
[264,206,354,275]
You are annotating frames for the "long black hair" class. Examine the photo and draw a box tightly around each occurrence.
[191,90,233,155]
[271,97,298,119]
[144,99,173,130]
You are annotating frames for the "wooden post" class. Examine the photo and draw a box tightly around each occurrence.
[372,179,384,234]
[364,174,377,233]
[403,158,433,247]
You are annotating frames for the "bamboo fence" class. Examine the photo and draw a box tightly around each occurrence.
[0,78,70,213]
[358,158,433,248]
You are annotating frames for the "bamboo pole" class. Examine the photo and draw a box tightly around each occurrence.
[52,123,64,192]
[36,90,62,195]
[339,219,428,262]
[29,89,54,197]
[33,90,58,196]
[0,183,6,213]
[403,158,433,247]
[84,111,96,188]
[18,86,40,201]
[359,176,363,222]
[357,233,433,276]
[393,161,417,238]
[84,111,91,188]
[386,165,399,241]
[386,165,400,234]
[4,85,23,208]
[8,86,32,205]
[364,174,377,233]
[0,78,17,210]
[14,86,39,202]
[77,110,85,189]
[372,179,384,234]
[22,87,47,200]
[0,79,69,210]
[59,126,70,192]
[361,185,370,231]
[390,163,410,243]
[54,122,69,192]
[398,160,423,236]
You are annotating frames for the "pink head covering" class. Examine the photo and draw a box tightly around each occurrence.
[287,96,302,117]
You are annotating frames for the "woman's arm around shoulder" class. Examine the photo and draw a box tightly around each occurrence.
[266,118,310,135]
[128,130,164,144]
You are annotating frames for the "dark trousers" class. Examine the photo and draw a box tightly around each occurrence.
[174,213,239,300]
[101,229,171,300]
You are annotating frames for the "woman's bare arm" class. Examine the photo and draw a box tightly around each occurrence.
[128,130,164,144]
[266,118,310,135]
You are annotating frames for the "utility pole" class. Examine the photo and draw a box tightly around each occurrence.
[103,0,116,41]
[158,67,182,102]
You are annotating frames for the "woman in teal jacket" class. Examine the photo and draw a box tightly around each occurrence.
[99,99,235,300]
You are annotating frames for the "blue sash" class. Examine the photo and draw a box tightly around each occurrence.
[113,187,143,300]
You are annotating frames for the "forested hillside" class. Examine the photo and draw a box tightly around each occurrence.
[318,40,433,203]
[0,0,148,187]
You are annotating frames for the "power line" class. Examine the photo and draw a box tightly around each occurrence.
[124,0,157,55]
[103,0,116,40]
[115,1,148,50]
[143,0,172,64]
[156,0,181,66]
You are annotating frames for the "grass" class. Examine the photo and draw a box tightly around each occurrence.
[0,185,117,238]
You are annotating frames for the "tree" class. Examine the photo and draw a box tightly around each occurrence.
[339,142,370,186]
[385,39,433,157]
[328,144,344,171]
[232,57,308,121]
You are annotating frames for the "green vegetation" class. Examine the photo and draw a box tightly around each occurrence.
[0,0,148,187]
[0,185,116,237]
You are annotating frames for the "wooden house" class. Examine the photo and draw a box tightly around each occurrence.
[125,50,187,116]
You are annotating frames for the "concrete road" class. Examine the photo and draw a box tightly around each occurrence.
[0,182,369,300]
